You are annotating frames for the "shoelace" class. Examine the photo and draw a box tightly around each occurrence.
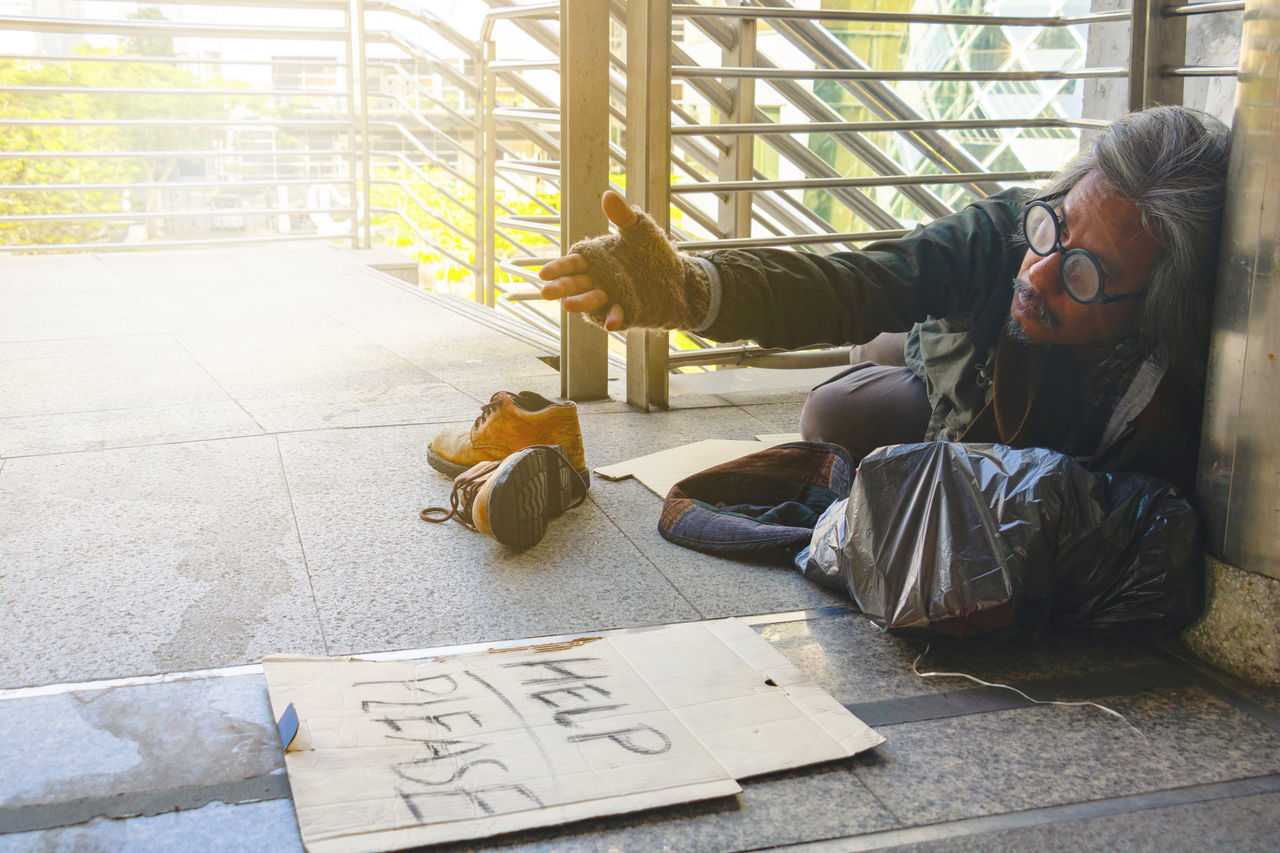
[419,447,590,529]
[419,459,501,530]
[471,395,505,432]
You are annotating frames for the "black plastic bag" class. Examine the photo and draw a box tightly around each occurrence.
[802,442,1201,638]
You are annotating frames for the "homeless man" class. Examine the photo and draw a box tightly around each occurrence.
[537,105,1230,496]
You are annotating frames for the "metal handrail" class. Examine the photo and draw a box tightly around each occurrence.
[1164,1,1246,14]
[369,151,473,219]
[671,171,1052,195]
[674,118,1111,136]
[0,53,349,67]
[366,32,479,97]
[0,149,352,159]
[8,232,352,254]
[487,0,832,250]
[367,61,480,130]
[674,67,1128,81]
[669,4,1130,27]
[368,93,476,157]
[71,0,348,7]
[2,177,345,192]
[370,179,477,247]
[0,207,350,224]
[0,4,361,254]
[0,15,349,40]
[666,345,852,369]
[0,85,347,97]
[369,207,471,268]
[1165,66,1240,76]
[366,1,481,62]
[479,1,558,41]
[2,118,350,127]
[368,120,477,191]
[671,8,986,225]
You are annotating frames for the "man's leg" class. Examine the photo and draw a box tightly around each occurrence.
[800,362,931,463]
[846,330,908,367]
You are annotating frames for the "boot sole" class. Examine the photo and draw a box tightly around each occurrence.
[486,447,582,549]
[426,447,471,479]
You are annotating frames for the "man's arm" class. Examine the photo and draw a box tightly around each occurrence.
[697,188,1029,349]
[539,188,1028,347]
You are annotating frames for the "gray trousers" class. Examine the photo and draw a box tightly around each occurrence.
[799,332,931,463]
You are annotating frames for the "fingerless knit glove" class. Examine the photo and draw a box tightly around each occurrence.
[567,205,711,330]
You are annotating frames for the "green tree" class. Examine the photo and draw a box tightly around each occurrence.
[123,7,175,58]
[1,45,250,246]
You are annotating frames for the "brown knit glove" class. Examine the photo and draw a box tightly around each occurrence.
[568,205,710,331]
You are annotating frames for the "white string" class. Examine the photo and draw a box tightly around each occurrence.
[911,645,1149,743]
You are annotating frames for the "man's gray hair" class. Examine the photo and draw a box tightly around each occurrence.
[1034,105,1231,384]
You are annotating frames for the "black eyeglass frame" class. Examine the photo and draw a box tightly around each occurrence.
[1021,200,1146,305]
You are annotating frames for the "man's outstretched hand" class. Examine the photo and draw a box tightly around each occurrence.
[539,189,711,332]
[538,190,639,331]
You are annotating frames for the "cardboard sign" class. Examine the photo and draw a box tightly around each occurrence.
[264,618,881,852]
[593,434,801,497]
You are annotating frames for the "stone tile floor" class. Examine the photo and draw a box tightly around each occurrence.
[1,246,1277,851]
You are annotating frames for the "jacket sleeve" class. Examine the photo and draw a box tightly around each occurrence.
[697,187,1029,349]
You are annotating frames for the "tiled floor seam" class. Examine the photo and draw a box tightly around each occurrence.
[759,773,1280,852]
[0,419,487,462]
[105,255,269,434]
[585,490,708,620]
[0,609,857,699]
[159,328,265,435]
[306,261,564,388]
[574,398,803,621]
[391,281,568,357]
[272,433,330,656]
[0,332,178,346]
[1149,639,1280,734]
[738,404,790,432]
[280,266,483,407]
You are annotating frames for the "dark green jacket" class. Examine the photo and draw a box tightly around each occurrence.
[697,188,1202,494]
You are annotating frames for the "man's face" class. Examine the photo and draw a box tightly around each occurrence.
[1009,169,1160,351]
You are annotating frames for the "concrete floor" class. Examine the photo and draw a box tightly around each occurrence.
[1,246,1277,851]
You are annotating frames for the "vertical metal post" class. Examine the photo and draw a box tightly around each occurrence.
[351,0,372,247]
[482,40,497,306]
[1198,0,1280,576]
[559,0,610,401]
[1129,0,1186,110]
[625,0,672,411]
[1187,0,1280,686]
[473,47,485,302]
[342,4,359,248]
[719,6,756,237]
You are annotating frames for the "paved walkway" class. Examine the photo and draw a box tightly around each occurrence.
[1,247,1276,850]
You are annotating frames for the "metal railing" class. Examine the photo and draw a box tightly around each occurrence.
[0,2,363,251]
[564,0,1243,407]
[0,0,1246,408]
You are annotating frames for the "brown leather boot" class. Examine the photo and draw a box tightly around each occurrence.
[420,445,588,549]
[428,391,588,484]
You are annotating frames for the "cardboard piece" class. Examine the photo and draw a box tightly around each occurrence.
[753,433,804,444]
[593,434,801,497]
[609,619,883,779]
[264,618,881,852]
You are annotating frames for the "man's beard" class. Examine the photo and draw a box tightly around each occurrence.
[1007,277,1060,345]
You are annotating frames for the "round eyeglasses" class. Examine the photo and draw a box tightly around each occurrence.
[1022,201,1145,305]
